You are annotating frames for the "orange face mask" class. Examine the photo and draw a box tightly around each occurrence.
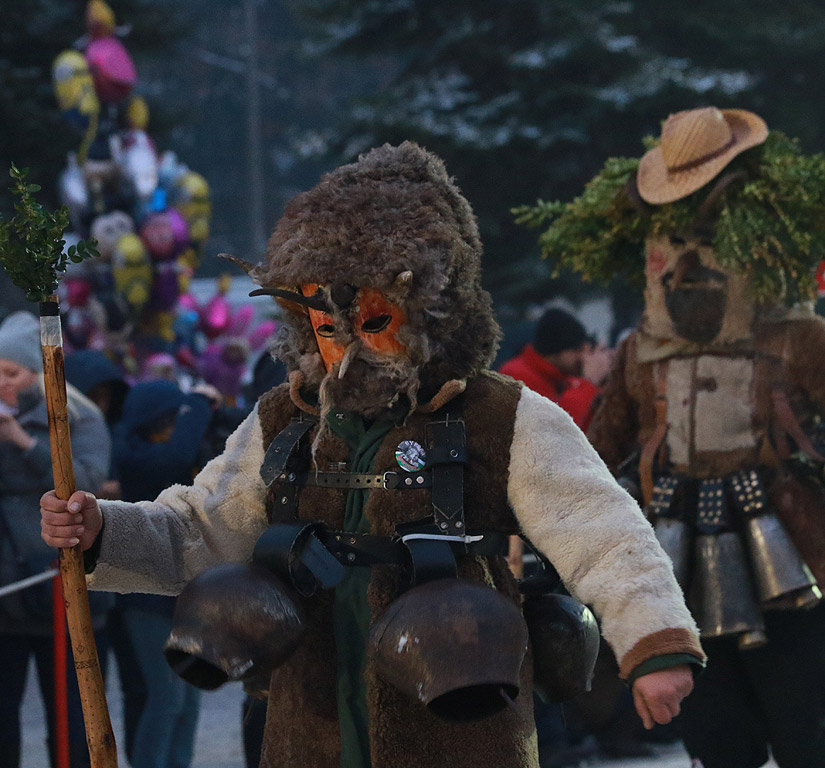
[302,283,407,371]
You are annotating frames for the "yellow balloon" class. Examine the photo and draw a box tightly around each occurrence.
[86,0,116,38]
[176,172,212,246]
[113,233,152,312]
[126,96,150,131]
[52,50,99,119]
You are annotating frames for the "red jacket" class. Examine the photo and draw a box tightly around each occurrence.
[500,344,598,430]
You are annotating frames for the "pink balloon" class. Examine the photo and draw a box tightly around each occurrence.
[140,210,188,262]
[200,294,231,340]
[248,320,276,351]
[226,305,254,337]
[65,277,93,307]
[85,37,137,103]
[177,293,198,312]
[168,208,189,250]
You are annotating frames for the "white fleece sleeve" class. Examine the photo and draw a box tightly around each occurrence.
[508,387,699,666]
[88,404,269,595]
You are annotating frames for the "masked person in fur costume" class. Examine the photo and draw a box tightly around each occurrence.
[41,143,703,768]
[518,107,825,768]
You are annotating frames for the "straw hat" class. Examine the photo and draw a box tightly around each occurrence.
[637,107,768,205]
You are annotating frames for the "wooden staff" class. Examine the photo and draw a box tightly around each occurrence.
[40,296,118,768]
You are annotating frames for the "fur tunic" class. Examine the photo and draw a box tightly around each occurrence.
[256,373,533,768]
[89,371,702,767]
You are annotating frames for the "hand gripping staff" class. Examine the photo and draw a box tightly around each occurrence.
[0,166,117,767]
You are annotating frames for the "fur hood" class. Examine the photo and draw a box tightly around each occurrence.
[250,142,501,397]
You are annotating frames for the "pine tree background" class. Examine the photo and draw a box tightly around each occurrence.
[5,0,825,333]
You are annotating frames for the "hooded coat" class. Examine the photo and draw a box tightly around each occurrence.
[0,381,110,633]
[87,144,703,767]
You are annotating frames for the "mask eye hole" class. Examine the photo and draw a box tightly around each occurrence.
[315,323,335,338]
[360,314,393,334]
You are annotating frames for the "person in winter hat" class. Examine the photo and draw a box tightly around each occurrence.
[500,307,611,431]
[0,311,110,768]
[41,144,702,768]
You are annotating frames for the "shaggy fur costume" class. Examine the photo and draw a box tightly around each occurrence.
[88,143,702,768]
[249,142,501,401]
[256,374,537,768]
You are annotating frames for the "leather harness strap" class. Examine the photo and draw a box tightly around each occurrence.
[259,398,477,587]
[771,387,825,463]
[639,361,669,509]
[260,417,316,488]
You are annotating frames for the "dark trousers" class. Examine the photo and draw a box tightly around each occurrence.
[0,631,107,768]
[107,602,147,763]
[680,603,825,768]
[242,696,267,768]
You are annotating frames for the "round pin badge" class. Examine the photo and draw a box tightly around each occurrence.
[395,440,427,472]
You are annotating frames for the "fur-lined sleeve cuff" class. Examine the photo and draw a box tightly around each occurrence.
[507,386,700,664]
[618,628,705,680]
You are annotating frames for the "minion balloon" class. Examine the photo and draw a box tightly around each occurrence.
[52,50,100,135]
[112,233,153,314]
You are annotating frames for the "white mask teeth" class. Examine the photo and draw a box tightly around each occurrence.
[337,338,362,380]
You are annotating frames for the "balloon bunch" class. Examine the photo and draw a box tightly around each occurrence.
[52,0,212,364]
[178,275,276,406]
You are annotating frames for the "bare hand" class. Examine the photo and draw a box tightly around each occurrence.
[632,665,694,729]
[0,413,35,450]
[40,490,103,550]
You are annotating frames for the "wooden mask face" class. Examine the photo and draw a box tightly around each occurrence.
[302,283,408,371]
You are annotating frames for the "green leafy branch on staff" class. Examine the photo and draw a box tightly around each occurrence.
[513,132,825,306]
[0,164,98,302]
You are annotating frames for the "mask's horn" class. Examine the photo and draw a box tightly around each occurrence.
[218,253,255,274]
[388,270,414,301]
[248,287,330,313]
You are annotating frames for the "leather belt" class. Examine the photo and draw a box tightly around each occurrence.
[319,529,508,568]
[276,470,431,490]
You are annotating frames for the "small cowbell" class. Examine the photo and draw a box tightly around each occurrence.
[653,517,692,588]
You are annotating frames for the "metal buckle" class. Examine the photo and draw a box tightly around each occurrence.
[382,471,398,489]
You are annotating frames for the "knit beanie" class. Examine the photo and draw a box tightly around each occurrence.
[119,379,185,433]
[533,308,588,356]
[0,311,43,372]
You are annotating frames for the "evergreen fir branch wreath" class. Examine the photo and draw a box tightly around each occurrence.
[0,164,98,301]
[514,133,825,306]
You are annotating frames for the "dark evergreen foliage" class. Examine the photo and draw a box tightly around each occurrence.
[0,165,98,302]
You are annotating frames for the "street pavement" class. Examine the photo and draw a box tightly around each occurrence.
[20,656,777,767]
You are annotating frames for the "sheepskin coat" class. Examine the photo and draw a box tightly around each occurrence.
[90,371,702,767]
[588,314,825,585]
